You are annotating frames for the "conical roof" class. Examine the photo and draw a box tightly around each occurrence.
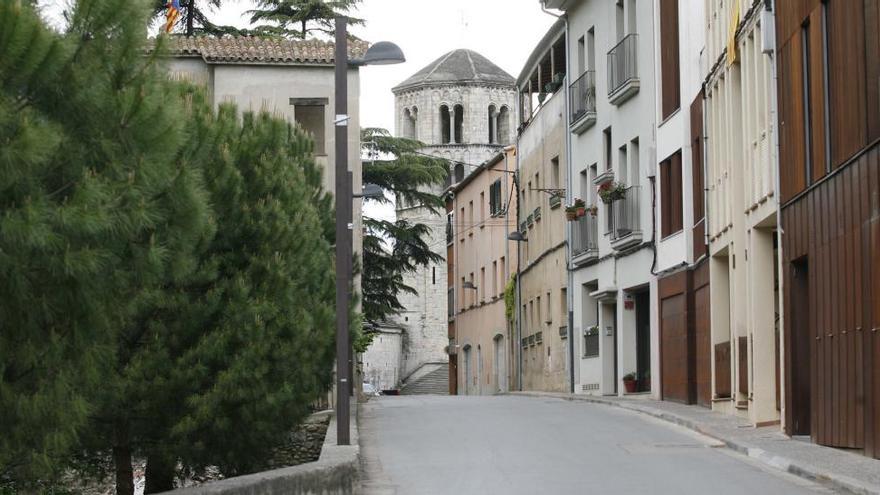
[393,49,515,92]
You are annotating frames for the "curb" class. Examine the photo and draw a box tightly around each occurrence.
[510,392,879,495]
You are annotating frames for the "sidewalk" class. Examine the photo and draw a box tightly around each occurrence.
[511,391,880,495]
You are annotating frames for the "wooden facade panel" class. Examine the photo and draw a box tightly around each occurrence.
[782,144,880,457]
[866,0,880,141]
[660,0,681,119]
[691,93,706,259]
[694,264,711,408]
[778,38,808,202]
[808,5,827,183]
[827,0,867,168]
[661,292,689,403]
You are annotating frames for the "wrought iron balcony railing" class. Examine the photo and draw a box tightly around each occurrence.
[611,186,641,241]
[607,34,639,96]
[571,214,599,257]
[569,70,597,124]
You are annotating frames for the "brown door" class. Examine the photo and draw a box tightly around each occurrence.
[661,293,689,403]
[790,259,811,436]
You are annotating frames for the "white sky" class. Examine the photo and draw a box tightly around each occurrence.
[36,0,557,221]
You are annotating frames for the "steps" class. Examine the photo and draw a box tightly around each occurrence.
[400,363,449,395]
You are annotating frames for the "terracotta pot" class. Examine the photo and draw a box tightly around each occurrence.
[623,379,637,394]
[576,207,586,217]
[565,210,578,221]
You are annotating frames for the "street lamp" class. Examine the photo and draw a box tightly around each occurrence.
[334,16,405,446]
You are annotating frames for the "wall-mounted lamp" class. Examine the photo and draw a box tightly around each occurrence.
[462,281,478,290]
[507,231,528,242]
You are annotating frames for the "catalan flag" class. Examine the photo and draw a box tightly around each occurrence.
[164,0,181,33]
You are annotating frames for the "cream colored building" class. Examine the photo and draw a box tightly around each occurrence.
[515,20,571,392]
[704,1,781,425]
[448,148,518,395]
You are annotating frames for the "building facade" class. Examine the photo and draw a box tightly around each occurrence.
[545,0,660,397]
[775,0,880,459]
[515,20,571,392]
[447,149,518,395]
[391,51,517,390]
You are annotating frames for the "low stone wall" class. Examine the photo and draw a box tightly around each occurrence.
[157,405,358,495]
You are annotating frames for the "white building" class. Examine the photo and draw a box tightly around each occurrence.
[543,0,659,397]
[389,50,517,392]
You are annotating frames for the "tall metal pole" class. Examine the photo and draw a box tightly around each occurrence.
[334,16,351,446]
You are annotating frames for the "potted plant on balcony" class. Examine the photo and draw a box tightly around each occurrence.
[623,372,638,393]
[588,204,599,217]
[565,205,578,221]
[574,198,586,217]
[598,181,627,204]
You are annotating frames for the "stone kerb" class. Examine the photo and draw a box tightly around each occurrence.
[157,405,359,495]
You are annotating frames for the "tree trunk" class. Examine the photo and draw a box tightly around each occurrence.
[144,453,176,494]
[301,19,307,39]
[186,0,195,37]
[113,426,134,495]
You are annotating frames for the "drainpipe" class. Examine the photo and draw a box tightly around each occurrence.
[503,145,514,392]
[540,0,575,394]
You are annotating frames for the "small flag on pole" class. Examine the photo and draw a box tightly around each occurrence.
[165,0,181,33]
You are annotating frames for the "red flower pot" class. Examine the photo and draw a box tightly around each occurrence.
[576,207,586,217]
[623,379,637,393]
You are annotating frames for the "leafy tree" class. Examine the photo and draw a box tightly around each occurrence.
[248,0,363,39]
[0,0,211,486]
[360,128,448,325]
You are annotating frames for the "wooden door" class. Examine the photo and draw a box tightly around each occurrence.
[790,259,811,435]
[661,293,689,403]
[694,271,711,407]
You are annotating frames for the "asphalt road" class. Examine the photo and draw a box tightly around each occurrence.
[359,395,829,495]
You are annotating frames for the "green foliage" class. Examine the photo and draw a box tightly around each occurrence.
[1,0,339,490]
[504,274,517,323]
[360,129,448,324]
[248,0,363,39]
[0,0,211,483]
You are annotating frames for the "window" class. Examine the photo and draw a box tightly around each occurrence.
[545,291,552,324]
[630,138,640,187]
[497,106,510,144]
[403,107,418,139]
[499,256,506,293]
[292,102,326,155]
[480,267,486,303]
[551,156,560,189]
[660,150,683,238]
[453,104,464,143]
[488,105,497,144]
[440,105,451,144]
[489,179,503,216]
[616,0,625,41]
[492,261,498,297]
[587,28,596,71]
[446,212,454,244]
[583,327,599,358]
[468,200,474,233]
[603,127,612,171]
[618,144,628,184]
[577,35,586,74]
[480,191,486,224]
[660,0,681,119]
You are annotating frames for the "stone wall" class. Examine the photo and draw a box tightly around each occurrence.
[361,327,403,390]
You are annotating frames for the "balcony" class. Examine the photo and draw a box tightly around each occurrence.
[607,34,640,105]
[569,70,597,134]
[610,185,642,250]
[571,214,599,265]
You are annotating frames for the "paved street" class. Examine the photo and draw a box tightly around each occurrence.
[359,395,829,495]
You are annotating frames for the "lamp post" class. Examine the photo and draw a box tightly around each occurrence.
[334,16,405,446]
[507,230,527,391]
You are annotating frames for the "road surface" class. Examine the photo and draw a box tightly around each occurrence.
[359,395,828,494]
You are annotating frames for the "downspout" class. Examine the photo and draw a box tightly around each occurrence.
[503,145,514,392]
[514,163,523,391]
[540,0,575,394]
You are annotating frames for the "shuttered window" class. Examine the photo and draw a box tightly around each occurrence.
[489,179,503,216]
[659,0,680,119]
[660,150,683,238]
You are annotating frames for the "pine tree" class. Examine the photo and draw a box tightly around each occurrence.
[0,0,212,486]
[360,128,448,325]
[248,0,363,39]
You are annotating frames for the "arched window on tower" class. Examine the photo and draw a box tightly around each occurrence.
[488,105,498,144]
[440,104,451,144]
[497,106,511,145]
[453,104,464,144]
[403,108,415,139]
[454,162,465,183]
[410,107,418,140]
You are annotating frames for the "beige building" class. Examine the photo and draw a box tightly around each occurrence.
[448,148,518,395]
[704,2,781,425]
[515,20,570,392]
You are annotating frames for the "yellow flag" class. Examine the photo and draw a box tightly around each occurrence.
[727,0,741,66]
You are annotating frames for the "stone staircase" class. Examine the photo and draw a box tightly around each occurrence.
[400,363,449,395]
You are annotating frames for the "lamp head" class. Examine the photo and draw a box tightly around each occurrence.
[507,231,528,242]
[351,41,406,66]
